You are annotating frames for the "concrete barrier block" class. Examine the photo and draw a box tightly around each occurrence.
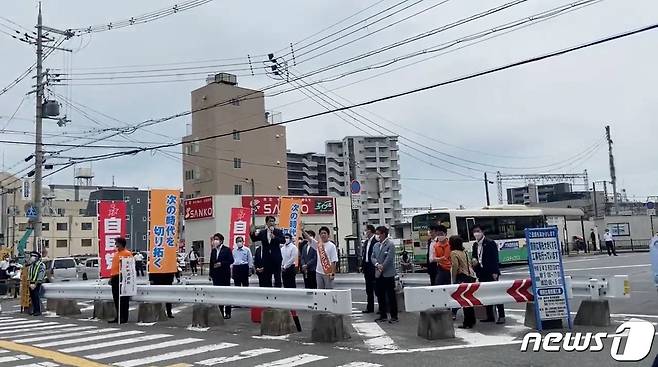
[417,309,455,340]
[93,300,116,320]
[138,303,168,323]
[574,300,610,327]
[192,304,224,328]
[260,308,298,336]
[46,298,58,312]
[55,300,81,316]
[311,313,351,342]
[523,302,564,330]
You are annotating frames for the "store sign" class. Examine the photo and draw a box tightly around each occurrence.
[242,196,334,216]
[98,200,127,278]
[184,196,214,220]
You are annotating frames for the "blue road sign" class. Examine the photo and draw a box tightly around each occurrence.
[26,206,37,219]
[647,202,655,210]
[350,180,361,195]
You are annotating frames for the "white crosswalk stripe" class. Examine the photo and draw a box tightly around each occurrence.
[85,337,203,360]
[113,343,238,367]
[2,320,51,327]
[0,354,32,363]
[253,354,328,367]
[58,334,172,353]
[34,330,144,348]
[336,363,382,367]
[2,322,60,331]
[13,363,59,367]
[13,328,118,343]
[0,350,8,354]
[196,348,280,365]
[1,325,95,338]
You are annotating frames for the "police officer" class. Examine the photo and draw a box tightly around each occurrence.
[26,251,46,316]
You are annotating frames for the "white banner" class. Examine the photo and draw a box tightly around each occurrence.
[22,179,31,200]
[120,257,137,296]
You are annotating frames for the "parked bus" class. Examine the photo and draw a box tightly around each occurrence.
[410,206,585,265]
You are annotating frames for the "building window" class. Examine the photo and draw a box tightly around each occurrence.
[234,184,242,195]
[126,233,131,240]
[18,223,28,231]
[56,223,68,231]
[233,158,242,169]
[42,239,49,248]
[184,169,195,180]
[81,222,92,231]
[81,239,92,247]
[136,198,141,204]
[232,130,240,140]
[56,239,67,248]
[57,208,65,216]
[42,223,49,231]
[142,234,147,241]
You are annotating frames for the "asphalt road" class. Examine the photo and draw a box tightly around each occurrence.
[0,252,656,367]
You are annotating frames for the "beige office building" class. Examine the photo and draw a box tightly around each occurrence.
[182,73,287,199]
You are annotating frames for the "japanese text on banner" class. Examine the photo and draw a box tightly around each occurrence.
[279,196,303,240]
[228,207,251,250]
[97,201,126,279]
[149,189,179,273]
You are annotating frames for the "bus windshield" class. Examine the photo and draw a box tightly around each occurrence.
[411,212,451,233]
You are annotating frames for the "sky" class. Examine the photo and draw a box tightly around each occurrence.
[1,0,657,209]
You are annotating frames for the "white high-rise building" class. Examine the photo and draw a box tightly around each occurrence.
[326,136,402,226]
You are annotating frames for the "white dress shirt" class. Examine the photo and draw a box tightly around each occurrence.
[232,246,253,268]
[604,232,614,242]
[281,242,298,270]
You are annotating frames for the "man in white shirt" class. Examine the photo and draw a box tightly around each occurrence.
[281,234,299,288]
[133,252,145,277]
[232,237,254,287]
[302,226,338,289]
[603,229,618,256]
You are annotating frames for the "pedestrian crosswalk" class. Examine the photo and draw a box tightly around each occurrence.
[0,316,382,367]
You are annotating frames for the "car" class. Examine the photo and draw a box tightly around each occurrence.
[44,257,79,282]
[77,257,100,280]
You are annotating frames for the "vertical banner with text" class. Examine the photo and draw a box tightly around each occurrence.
[279,197,303,240]
[98,201,127,279]
[228,207,252,251]
[149,189,180,274]
[120,257,137,296]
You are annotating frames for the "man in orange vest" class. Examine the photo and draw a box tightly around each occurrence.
[109,237,133,324]
[432,225,452,286]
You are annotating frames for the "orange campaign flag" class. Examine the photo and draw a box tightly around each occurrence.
[148,189,180,274]
[279,197,303,265]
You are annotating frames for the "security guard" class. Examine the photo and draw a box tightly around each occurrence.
[109,237,133,324]
[26,251,45,316]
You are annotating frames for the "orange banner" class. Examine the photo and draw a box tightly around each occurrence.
[279,196,303,240]
[148,189,180,274]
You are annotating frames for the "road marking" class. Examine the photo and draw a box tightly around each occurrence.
[336,363,382,367]
[14,328,118,343]
[0,317,24,322]
[14,362,59,367]
[352,322,399,352]
[0,354,32,363]
[86,338,203,360]
[253,354,328,367]
[1,320,50,327]
[112,343,237,367]
[1,326,94,338]
[35,330,144,348]
[2,322,60,331]
[375,340,524,354]
[196,348,279,365]
[59,334,172,353]
[0,350,7,354]
[163,364,192,367]
[0,340,109,367]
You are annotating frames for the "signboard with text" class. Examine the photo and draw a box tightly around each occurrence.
[228,207,251,250]
[97,200,127,279]
[148,189,180,274]
[119,257,137,296]
[280,197,303,240]
[526,227,572,331]
[242,196,334,216]
[184,196,214,220]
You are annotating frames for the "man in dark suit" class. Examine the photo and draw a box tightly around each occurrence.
[209,233,234,319]
[250,215,285,288]
[471,225,505,324]
[361,225,377,313]
[253,244,267,287]
[300,232,317,289]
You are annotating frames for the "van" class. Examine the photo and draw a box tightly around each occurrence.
[45,257,78,282]
[77,257,99,280]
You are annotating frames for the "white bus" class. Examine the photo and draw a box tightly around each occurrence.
[410,206,585,265]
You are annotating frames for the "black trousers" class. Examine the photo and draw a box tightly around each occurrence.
[135,261,145,277]
[232,264,250,287]
[262,266,282,288]
[478,273,505,320]
[190,260,199,274]
[375,276,398,319]
[212,272,232,316]
[29,283,42,315]
[606,241,617,256]
[110,276,130,323]
[150,273,175,316]
[427,263,438,286]
[435,269,451,286]
[363,265,376,312]
[303,270,317,289]
[282,267,297,288]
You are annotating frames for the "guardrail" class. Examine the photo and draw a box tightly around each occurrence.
[42,283,352,315]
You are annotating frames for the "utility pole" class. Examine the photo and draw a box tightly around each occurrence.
[484,172,491,206]
[250,178,255,226]
[32,4,44,251]
[605,125,618,215]
[592,182,598,218]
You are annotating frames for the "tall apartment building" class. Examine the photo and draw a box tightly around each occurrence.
[286,152,327,196]
[182,73,287,199]
[507,183,573,205]
[326,136,402,226]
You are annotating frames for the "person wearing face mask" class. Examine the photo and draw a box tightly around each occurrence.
[281,234,299,288]
[471,225,505,324]
[250,216,285,287]
[209,233,234,319]
[432,225,452,286]
[232,236,253,287]
[426,225,440,285]
[360,225,377,313]
[26,251,45,316]
[372,226,398,323]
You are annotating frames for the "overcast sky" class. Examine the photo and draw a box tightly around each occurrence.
[1,0,657,209]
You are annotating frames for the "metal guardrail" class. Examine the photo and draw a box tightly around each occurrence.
[42,283,352,315]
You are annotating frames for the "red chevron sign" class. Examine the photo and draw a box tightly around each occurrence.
[506,278,534,302]
[450,283,483,307]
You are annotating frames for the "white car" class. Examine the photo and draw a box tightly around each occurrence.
[77,257,100,281]
[45,257,79,282]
